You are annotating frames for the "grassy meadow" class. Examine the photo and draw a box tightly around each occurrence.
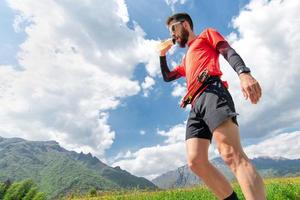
[67,176,300,200]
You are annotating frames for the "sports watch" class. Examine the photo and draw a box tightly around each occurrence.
[237,66,251,75]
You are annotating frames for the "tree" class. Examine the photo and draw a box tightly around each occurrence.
[0,179,12,198]
[22,186,38,200]
[3,181,21,200]
[0,182,7,199]
[32,192,46,200]
[3,179,44,200]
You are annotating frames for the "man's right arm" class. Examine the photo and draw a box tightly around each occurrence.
[160,56,182,82]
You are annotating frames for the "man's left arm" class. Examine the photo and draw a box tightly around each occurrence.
[217,41,262,104]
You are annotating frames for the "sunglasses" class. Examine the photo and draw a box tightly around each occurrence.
[169,20,184,33]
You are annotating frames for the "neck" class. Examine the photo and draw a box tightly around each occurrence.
[187,31,196,44]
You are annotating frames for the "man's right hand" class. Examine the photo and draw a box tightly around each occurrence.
[160,44,172,56]
[158,39,174,56]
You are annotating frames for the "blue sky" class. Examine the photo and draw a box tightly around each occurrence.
[1,0,300,179]
[0,1,23,67]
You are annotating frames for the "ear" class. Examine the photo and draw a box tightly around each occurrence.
[182,21,190,30]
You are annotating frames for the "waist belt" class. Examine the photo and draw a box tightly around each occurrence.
[180,69,219,108]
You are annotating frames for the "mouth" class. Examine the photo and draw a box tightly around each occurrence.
[172,36,180,44]
[172,38,176,44]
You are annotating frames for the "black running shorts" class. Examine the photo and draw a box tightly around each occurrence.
[186,77,238,141]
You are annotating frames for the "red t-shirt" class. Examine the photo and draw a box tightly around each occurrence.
[174,28,226,94]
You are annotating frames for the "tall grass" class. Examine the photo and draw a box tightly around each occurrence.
[68,177,300,200]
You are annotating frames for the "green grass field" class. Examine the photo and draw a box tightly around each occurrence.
[68,177,300,200]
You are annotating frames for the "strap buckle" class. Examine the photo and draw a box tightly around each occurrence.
[197,68,209,83]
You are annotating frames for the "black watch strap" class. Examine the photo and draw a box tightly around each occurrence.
[236,66,251,75]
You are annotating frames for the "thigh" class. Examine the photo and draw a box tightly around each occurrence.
[186,138,210,161]
[212,119,244,155]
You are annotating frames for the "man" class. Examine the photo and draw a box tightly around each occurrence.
[159,13,266,200]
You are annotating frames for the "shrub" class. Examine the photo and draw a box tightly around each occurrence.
[89,188,97,197]
[2,179,46,200]
[22,186,38,200]
[32,192,46,200]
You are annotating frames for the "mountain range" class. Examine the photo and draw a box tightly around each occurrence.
[0,136,156,199]
[152,156,300,189]
[1,135,299,199]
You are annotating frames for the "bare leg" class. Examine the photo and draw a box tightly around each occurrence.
[213,119,266,200]
[186,138,234,200]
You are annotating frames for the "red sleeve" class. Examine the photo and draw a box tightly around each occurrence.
[174,65,185,77]
[203,28,227,49]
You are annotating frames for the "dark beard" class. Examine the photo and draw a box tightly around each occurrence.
[178,27,189,48]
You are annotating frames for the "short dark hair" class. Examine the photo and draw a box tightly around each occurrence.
[166,12,193,30]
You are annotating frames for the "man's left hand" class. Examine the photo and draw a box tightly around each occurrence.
[239,73,262,104]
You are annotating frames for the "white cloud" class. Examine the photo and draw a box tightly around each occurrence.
[140,130,146,135]
[133,36,163,79]
[115,0,129,23]
[0,0,159,158]
[245,131,300,159]
[113,143,186,179]
[219,0,300,138]
[171,81,186,99]
[114,150,134,161]
[165,0,188,12]
[112,122,218,179]
[112,124,300,179]
[141,76,155,97]
[111,123,187,179]
[157,123,185,144]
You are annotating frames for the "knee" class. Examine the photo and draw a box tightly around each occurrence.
[218,145,248,173]
[187,156,209,176]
